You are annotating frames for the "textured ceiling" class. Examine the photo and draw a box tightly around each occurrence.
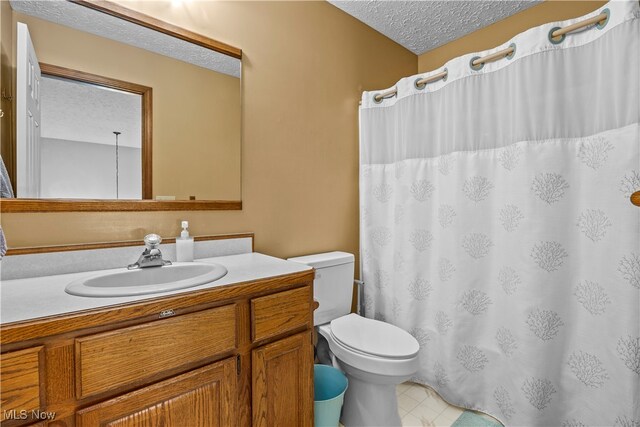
[10,0,240,77]
[329,0,541,55]
[41,75,142,148]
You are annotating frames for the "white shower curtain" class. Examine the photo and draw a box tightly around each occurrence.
[359,2,639,426]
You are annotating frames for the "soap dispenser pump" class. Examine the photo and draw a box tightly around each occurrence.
[176,220,194,262]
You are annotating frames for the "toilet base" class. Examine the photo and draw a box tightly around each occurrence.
[340,370,402,427]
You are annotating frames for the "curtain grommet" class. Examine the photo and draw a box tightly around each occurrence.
[506,43,516,60]
[442,68,448,81]
[596,8,610,30]
[373,93,383,104]
[548,27,565,44]
[469,57,484,71]
[414,77,426,91]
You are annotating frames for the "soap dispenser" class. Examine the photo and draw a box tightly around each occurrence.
[176,220,194,262]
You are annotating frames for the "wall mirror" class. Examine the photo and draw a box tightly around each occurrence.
[0,0,242,211]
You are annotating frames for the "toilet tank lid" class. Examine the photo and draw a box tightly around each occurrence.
[287,251,354,269]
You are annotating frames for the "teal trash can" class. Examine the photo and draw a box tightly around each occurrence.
[314,364,348,427]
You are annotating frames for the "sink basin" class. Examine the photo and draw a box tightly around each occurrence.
[65,262,228,297]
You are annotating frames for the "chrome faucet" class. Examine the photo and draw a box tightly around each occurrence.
[127,234,172,270]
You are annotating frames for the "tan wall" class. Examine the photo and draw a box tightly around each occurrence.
[1,0,612,263]
[1,1,415,264]
[418,1,608,72]
[12,12,241,201]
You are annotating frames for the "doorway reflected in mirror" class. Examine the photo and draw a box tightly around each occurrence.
[39,74,143,200]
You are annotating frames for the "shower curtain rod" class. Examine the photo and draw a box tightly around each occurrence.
[362,11,609,105]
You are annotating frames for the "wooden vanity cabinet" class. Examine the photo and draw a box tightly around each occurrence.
[0,270,315,427]
[250,287,314,427]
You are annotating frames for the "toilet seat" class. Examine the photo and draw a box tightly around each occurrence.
[330,314,419,359]
[317,315,420,378]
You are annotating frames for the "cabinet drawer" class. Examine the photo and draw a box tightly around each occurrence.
[75,304,237,399]
[0,346,42,422]
[251,287,311,342]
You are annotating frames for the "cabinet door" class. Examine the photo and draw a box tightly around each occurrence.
[252,331,313,427]
[76,358,237,427]
[0,346,43,425]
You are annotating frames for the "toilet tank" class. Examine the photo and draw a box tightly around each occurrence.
[288,252,354,326]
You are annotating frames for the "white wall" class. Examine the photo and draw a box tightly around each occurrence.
[40,138,141,199]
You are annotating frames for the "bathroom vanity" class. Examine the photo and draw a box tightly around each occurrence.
[0,249,314,427]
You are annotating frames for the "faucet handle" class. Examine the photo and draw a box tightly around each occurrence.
[144,234,162,249]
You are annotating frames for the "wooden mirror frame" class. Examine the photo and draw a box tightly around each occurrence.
[1,0,242,213]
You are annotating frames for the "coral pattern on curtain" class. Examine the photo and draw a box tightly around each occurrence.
[359,2,639,426]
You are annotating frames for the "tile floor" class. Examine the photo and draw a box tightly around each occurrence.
[338,381,503,427]
[396,382,502,427]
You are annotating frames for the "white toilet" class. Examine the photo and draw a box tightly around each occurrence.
[288,252,419,427]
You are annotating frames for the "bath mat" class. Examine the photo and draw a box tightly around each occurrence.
[451,411,502,427]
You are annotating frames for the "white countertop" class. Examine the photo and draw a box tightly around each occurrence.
[0,252,312,325]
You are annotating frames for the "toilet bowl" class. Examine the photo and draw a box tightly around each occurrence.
[317,314,419,426]
[287,252,419,426]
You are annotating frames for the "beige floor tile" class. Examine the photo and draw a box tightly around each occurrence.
[438,405,464,420]
[420,419,437,427]
[421,393,449,414]
[402,413,430,427]
[432,412,456,427]
[404,384,431,403]
[397,382,412,394]
[409,402,442,422]
[398,393,422,413]
[399,407,408,418]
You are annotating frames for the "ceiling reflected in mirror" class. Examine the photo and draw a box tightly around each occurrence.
[10,0,241,77]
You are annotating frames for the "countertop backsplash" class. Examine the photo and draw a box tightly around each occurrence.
[0,235,253,281]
